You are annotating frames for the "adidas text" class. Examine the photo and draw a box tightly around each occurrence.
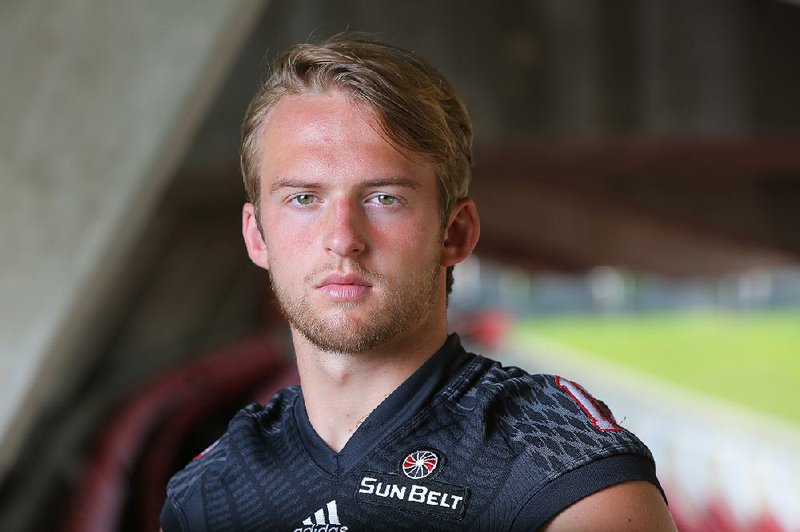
[293,526,348,532]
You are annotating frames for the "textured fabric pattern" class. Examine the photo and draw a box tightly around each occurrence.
[162,346,662,531]
[480,365,652,480]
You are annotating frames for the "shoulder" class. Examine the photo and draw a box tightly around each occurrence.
[169,385,300,488]
[471,359,653,465]
[480,363,641,450]
[460,358,667,528]
[541,480,676,531]
[162,386,301,529]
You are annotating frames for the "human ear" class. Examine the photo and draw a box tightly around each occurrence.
[242,203,270,270]
[441,198,480,267]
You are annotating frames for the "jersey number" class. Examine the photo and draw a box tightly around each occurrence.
[555,376,621,432]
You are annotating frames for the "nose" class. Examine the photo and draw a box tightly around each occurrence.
[323,197,366,258]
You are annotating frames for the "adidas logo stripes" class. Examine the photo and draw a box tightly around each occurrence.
[294,500,348,532]
[303,500,339,526]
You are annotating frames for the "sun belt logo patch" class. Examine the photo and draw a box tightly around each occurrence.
[356,448,468,520]
[402,449,439,479]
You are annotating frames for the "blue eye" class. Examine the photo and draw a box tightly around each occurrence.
[372,194,399,206]
[292,194,315,205]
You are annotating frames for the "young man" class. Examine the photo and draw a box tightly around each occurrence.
[161,34,676,531]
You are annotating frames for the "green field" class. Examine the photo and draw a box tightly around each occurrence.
[515,310,800,425]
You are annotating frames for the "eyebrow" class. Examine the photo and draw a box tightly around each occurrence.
[362,176,422,190]
[269,176,422,193]
[269,178,319,193]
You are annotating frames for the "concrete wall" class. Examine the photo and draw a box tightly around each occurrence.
[0,0,266,479]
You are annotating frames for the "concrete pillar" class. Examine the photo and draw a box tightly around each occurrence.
[0,0,266,479]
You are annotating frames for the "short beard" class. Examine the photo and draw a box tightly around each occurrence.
[270,258,441,354]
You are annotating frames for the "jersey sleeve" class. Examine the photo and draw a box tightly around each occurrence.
[510,453,661,530]
[159,390,300,531]
[160,494,186,532]
[160,432,230,532]
[492,372,665,529]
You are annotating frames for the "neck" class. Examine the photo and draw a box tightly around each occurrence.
[293,316,448,453]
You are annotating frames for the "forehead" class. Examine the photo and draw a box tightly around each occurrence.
[257,91,434,184]
[262,91,376,146]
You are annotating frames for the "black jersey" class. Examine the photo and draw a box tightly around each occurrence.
[161,334,663,531]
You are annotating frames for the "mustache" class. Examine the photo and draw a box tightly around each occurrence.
[303,262,386,285]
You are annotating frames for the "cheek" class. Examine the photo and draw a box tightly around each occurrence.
[263,222,316,275]
[374,218,442,262]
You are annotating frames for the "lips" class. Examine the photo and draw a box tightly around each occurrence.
[316,273,373,302]
[316,273,372,288]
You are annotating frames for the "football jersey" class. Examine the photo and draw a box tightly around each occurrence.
[161,334,664,531]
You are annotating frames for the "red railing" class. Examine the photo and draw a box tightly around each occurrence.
[65,334,297,532]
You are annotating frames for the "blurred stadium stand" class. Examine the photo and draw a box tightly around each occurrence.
[504,328,800,531]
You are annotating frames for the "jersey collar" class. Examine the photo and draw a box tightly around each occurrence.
[293,333,473,476]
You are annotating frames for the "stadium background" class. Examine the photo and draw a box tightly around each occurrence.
[1,1,799,530]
